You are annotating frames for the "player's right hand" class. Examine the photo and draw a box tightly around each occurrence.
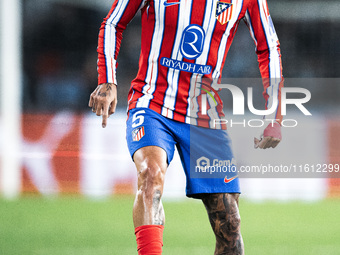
[88,83,117,128]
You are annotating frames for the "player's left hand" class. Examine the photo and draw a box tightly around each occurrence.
[254,122,282,149]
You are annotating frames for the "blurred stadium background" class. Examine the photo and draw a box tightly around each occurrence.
[0,0,340,254]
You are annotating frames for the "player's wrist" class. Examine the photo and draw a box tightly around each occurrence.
[98,82,117,87]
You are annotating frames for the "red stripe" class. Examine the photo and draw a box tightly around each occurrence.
[97,0,119,85]
[106,0,283,130]
[97,0,144,85]
[262,2,268,22]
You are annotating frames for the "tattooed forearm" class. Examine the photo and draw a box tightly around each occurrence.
[202,193,244,255]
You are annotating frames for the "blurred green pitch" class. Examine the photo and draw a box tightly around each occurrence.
[1,196,340,255]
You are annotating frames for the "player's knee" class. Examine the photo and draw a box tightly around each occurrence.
[227,212,241,233]
[227,195,241,232]
[137,161,165,197]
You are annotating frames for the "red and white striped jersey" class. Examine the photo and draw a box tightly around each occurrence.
[97,0,284,129]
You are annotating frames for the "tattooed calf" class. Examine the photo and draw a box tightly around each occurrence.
[201,193,244,255]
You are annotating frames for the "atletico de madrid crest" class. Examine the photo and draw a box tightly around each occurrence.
[132,126,145,142]
[216,1,233,25]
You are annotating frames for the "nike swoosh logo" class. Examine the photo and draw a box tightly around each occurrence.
[224,175,238,183]
[164,1,180,7]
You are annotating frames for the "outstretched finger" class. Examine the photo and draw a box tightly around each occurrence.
[102,104,110,128]
[102,113,108,128]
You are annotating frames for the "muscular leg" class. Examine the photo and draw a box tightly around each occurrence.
[133,146,167,228]
[201,193,244,255]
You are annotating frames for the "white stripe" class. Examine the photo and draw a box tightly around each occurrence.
[212,0,243,80]
[228,6,233,21]
[136,0,166,108]
[208,96,221,129]
[257,0,281,120]
[209,0,243,127]
[186,76,201,125]
[162,0,193,118]
[244,10,258,47]
[225,8,230,23]
[201,1,221,128]
[104,0,129,84]
[258,0,281,78]
[186,0,218,125]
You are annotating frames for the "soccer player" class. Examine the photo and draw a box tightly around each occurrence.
[89,0,283,254]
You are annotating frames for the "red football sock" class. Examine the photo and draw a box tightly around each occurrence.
[135,225,164,255]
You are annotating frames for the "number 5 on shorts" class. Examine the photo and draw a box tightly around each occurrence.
[132,110,146,128]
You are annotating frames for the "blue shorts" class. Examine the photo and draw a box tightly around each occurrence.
[126,108,240,198]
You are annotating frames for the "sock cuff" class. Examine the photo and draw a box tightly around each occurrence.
[135,225,164,255]
[135,224,164,235]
